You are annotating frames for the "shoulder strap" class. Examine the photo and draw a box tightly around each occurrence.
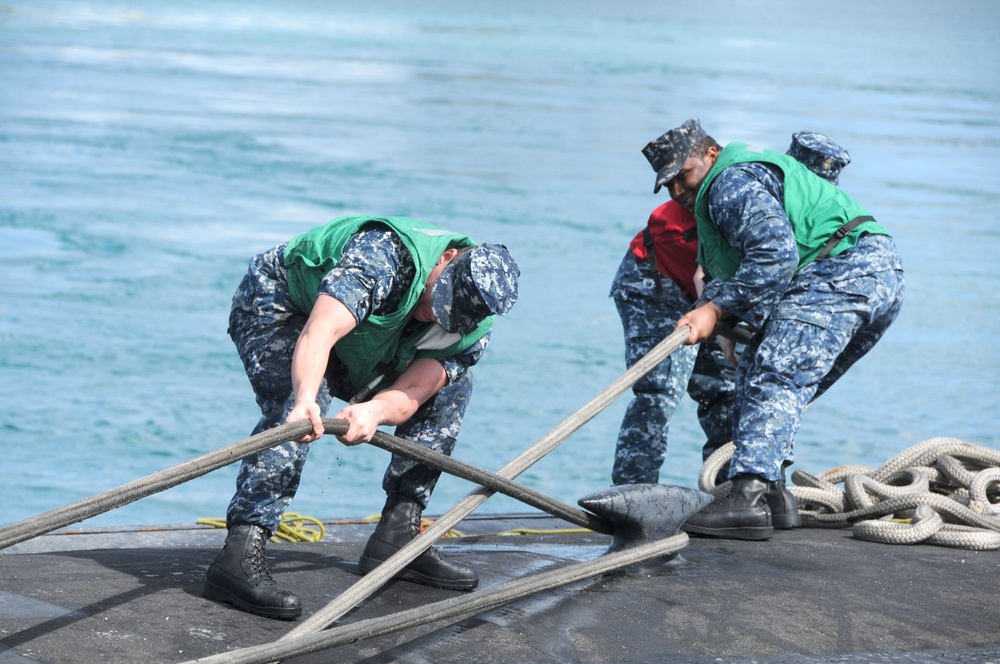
[817,215,875,260]
[642,227,662,290]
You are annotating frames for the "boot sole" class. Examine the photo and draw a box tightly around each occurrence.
[358,555,479,591]
[682,523,774,540]
[771,512,801,529]
[203,580,302,620]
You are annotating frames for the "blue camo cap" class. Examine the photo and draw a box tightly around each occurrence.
[430,243,520,334]
[787,131,851,185]
[642,119,708,194]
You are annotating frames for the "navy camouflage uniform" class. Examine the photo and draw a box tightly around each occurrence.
[700,162,905,482]
[226,227,488,534]
[611,130,854,487]
[609,253,734,485]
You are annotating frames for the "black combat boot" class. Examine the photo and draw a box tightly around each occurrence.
[359,494,478,591]
[764,468,801,529]
[203,523,302,619]
[683,474,774,540]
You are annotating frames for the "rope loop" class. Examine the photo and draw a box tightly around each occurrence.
[196,512,326,543]
[703,437,1000,550]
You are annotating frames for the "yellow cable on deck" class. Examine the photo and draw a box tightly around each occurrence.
[358,514,592,539]
[495,527,592,536]
[361,513,466,538]
[197,512,325,543]
[200,512,590,542]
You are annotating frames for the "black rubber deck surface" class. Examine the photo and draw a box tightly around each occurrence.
[2,514,999,663]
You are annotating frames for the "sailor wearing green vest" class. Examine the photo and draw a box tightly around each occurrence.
[611,131,854,500]
[645,119,905,541]
[204,216,519,619]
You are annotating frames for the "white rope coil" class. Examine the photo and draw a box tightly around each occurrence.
[698,441,735,499]
[701,437,1000,550]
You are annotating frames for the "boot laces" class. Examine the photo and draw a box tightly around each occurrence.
[246,532,276,585]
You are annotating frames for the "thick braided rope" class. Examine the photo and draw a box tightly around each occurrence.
[699,438,1000,549]
[0,420,317,551]
[180,534,690,664]
[698,441,736,499]
[787,437,1000,550]
[278,326,693,643]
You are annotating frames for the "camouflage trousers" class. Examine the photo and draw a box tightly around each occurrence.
[730,234,906,482]
[609,251,736,485]
[224,245,472,534]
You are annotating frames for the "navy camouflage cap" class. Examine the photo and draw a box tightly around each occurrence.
[642,119,708,194]
[787,131,851,185]
[430,243,520,334]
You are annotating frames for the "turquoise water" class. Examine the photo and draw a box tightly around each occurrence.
[2,1,998,528]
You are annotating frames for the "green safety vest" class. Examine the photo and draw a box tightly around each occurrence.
[283,216,493,389]
[694,142,889,282]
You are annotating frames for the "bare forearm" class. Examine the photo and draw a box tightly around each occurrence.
[333,358,448,445]
[291,326,335,406]
[287,295,358,442]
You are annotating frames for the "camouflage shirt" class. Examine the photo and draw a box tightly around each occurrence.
[699,162,902,330]
[316,225,489,385]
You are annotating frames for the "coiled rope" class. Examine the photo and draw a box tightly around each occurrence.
[699,437,1000,550]
[197,513,326,543]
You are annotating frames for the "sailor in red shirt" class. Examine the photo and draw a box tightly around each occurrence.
[609,198,735,486]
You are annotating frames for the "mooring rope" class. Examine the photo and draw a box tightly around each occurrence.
[1,326,695,664]
[0,402,630,551]
[0,420,319,551]
[277,326,692,643]
[699,437,1000,550]
[360,422,612,535]
[178,533,690,664]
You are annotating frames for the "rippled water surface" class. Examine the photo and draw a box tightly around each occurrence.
[2,0,998,527]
